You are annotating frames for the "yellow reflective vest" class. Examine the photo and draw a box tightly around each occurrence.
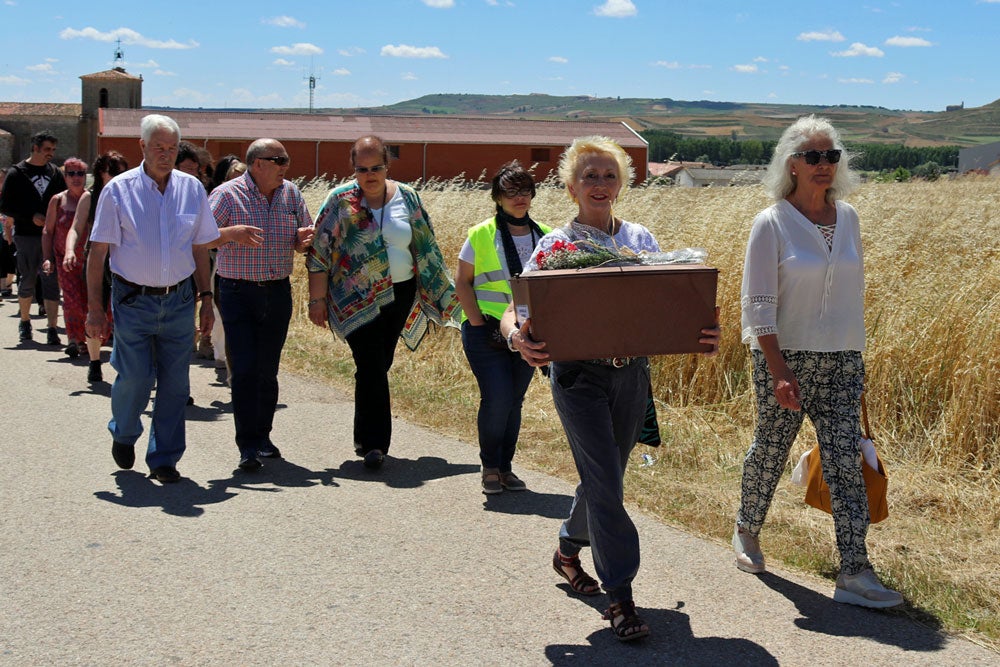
[464,216,550,321]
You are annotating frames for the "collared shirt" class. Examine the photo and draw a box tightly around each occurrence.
[208,172,312,282]
[90,163,220,287]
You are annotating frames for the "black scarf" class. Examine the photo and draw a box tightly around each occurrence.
[496,208,545,277]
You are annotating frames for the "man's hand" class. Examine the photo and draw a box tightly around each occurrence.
[197,299,215,336]
[294,226,315,253]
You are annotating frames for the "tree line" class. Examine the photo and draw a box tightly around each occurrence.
[641,129,960,174]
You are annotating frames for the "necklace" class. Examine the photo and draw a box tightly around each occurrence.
[367,186,388,230]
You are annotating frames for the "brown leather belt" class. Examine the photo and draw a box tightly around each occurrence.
[113,274,189,296]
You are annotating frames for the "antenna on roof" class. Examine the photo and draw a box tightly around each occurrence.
[304,59,320,114]
[113,39,125,70]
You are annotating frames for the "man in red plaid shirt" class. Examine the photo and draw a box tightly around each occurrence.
[209,138,314,472]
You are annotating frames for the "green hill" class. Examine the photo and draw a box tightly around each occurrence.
[322,93,1000,148]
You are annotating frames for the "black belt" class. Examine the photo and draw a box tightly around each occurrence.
[113,274,189,296]
[219,276,289,287]
[585,357,637,368]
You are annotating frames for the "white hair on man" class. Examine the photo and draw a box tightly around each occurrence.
[139,114,181,143]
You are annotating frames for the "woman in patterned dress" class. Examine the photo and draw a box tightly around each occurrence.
[734,115,902,608]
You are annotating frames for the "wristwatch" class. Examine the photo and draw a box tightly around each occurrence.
[506,328,518,352]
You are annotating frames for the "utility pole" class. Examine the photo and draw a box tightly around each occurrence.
[304,60,320,113]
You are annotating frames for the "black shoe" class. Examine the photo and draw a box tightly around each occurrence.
[87,361,103,383]
[149,466,181,483]
[238,454,263,472]
[363,449,385,470]
[47,328,60,346]
[65,342,80,358]
[18,320,31,341]
[258,443,282,459]
[111,441,135,470]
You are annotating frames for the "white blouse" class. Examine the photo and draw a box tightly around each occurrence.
[740,199,866,352]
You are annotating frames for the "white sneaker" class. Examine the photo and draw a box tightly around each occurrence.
[833,568,903,608]
[733,525,765,573]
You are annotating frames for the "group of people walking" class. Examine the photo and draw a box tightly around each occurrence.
[0,111,902,643]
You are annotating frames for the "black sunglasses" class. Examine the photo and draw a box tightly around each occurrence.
[354,164,386,174]
[502,188,533,198]
[65,170,87,177]
[258,156,290,166]
[792,149,842,165]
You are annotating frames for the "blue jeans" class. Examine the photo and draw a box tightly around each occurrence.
[461,320,535,471]
[218,277,292,457]
[551,359,649,604]
[108,275,196,469]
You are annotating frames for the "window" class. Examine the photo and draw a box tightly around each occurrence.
[99,88,109,108]
[531,148,551,162]
[388,145,400,159]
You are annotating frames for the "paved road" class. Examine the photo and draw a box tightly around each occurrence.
[0,298,995,666]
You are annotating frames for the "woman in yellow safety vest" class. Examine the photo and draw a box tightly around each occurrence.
[455,161,550,495]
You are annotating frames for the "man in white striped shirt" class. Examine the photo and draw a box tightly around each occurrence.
[85,114,261,484]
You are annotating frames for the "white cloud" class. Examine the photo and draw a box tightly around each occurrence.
[271,43,323,56]
[838,77,875,84]
[753,56,768,63]
[731,64,759,73]
[549,56,568,64]
[170,87,212,105]
[154,69,177,77]
[797,30,845,42]
[263,15,306,28]
[422,0,454,6]
[905,26,932,32]
[832,42,884,57]
[45,57,58,63]
[688,64,712,70]
[381,44,447,59]
[338,47,366,57]
[883,71,904,84]
[652,60,681,69]
[60,26,199,49]
[0,74,29,85]
[130,59,160,68]
[273,58,295,67]
[594,0,637,18]
[768,92,778,98]
[26,63,54,72]
[885,36,932,47]
[402,72,418,80]
[333,68,351,76]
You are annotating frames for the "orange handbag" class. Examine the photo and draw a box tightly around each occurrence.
[803,395,889,523]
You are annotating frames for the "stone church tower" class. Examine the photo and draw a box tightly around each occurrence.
[78,67,142,163]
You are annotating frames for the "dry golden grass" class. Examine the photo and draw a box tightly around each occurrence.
[283,175,1000,647]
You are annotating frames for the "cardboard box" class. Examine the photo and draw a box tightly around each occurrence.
[509,264,718,361]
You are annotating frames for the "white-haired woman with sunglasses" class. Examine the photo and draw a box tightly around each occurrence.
[733,115,902,608]
[307,135,460,470]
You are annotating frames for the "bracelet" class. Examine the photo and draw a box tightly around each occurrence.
[198,291,213,298]
[308,297,326,306]
[506,328,518,352]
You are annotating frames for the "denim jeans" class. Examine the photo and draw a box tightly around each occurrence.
[461,320,535,471]
[344,278,416,455]
[218,277,292,457]
[108,275,196,469]
[551,359,649,604]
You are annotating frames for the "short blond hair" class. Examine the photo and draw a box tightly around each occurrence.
[557,135,634,201]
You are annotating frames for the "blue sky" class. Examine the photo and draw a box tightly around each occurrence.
[2,0,998,112]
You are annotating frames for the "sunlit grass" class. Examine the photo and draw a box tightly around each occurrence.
[284,174,1000,647]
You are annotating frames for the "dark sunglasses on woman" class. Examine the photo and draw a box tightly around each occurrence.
[792,149,842,165]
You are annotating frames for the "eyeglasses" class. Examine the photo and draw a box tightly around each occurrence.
[65,170,87,177]
[501,188,533,198]
[791,149,842,165]
[258,156,290,166]
[354,164,386,174]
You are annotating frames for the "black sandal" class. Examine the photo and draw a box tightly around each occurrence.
[552,549,601,596]
[603,600,649,642]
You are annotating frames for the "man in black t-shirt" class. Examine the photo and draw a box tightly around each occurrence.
[0,131,66,343]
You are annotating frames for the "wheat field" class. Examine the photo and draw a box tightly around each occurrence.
[281,175,1000,647]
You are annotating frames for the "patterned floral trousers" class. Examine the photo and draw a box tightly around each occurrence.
[737,350,871,575]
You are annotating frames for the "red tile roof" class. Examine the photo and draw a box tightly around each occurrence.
[0,102,81,117]
[79,68,142,81]
[99,108,647,147]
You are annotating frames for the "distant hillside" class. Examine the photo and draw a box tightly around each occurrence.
[321,93,1000,148]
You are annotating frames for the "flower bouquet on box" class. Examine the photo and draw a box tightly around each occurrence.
[535,237,707,271]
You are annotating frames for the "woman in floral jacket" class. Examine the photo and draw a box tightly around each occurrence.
[307,136,460,469]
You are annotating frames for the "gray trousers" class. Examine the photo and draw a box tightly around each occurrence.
[737,349,870,575]
[551,359,649,603]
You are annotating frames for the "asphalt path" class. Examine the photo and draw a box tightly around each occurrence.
[0,296,995,666]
